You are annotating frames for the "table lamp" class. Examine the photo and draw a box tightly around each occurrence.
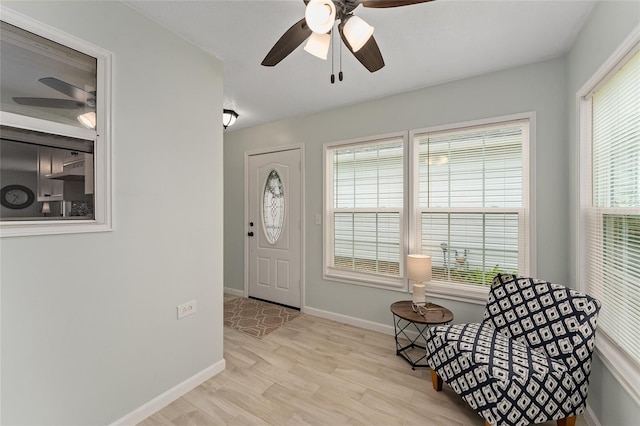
[408,254,432,307]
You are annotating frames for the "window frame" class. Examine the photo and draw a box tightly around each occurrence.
[323,132,409,291]
[0,7,113,237]
[576,26,640,406]
[323,114,535,298]
[409,113,536,304]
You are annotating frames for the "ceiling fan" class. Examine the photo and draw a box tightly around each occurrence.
[261,0,433,75]
[12,77,97,128]
[13,77,95,110]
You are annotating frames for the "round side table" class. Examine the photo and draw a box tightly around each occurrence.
[390,300,454,369]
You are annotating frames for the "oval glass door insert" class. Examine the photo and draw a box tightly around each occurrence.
[263,169,285,244]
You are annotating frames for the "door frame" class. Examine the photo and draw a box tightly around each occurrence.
[244,144,305,308]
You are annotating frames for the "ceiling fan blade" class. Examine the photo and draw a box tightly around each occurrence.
[12,97,86,109]
[39,77,95,101]
[262,18,313,67]
[360,0,434,8]
[339,27,385,73]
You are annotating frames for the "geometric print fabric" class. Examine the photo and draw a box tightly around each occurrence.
[425,274,601,426]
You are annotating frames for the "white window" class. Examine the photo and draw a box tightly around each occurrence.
[0,9,112,237]
[578,31,640,403]
[323,116,533,295]
[324,133,407,289]
[411,115,533,301]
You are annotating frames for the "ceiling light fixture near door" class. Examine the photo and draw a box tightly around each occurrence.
[223,109,239,129]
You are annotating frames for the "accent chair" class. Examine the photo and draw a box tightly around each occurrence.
[425,274,601,426]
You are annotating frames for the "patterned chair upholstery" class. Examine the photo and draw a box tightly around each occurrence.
[425,274,601,426]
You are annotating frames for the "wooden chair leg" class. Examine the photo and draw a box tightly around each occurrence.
[484,422,492,426]
[557,416,577,426]
[431,369,443,391]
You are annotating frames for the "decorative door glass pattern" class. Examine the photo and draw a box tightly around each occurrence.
[263,169,285,244]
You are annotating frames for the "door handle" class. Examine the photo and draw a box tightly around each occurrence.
[248,231,254,237]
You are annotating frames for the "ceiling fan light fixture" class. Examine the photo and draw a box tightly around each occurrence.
[305,0,336,34]
[77,111,96,129]
[304,32,331,60]
[223,109,239,129]
[343,15,374,52]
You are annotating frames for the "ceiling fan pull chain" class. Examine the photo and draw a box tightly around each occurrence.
[339,33,344,82]
[330,26,336,84]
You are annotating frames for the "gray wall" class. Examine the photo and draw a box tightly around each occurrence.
[225,56,568,327]
[0,2,225,424]
[566,1,640,425]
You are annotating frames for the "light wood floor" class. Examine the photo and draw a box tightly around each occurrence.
[139,295,588,426]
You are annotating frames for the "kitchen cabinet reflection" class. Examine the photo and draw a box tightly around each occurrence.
[1,127,94,221]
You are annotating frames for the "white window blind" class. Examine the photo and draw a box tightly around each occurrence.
[585,47,640,366]
[327,137,405,282]
[414,120,530,286]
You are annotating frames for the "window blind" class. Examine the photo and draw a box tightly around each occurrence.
[417,123,525,209]
[334,141,404,209]
[415,120,529,286]
[330,138,404,277]
[586,48,640,365]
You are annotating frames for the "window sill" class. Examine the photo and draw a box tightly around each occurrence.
[427,280,490,305]
[594,332,640,407]
[324,267,406,292]
[1,220,113,237]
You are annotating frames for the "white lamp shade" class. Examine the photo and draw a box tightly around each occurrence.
[305,0,336,34]
[77,111,96,129]
[407,254,432,282]
[304,32,331,60]
[343,15,374,52]
[41,202,51,214]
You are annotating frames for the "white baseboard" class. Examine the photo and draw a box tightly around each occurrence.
[302,305,395,336]
[110,359,226,426]
[583,404,602,426]
[223,287,244,297]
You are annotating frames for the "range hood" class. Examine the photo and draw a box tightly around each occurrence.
[45,168,85,181]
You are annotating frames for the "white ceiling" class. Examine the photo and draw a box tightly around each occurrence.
[125,0,596,130]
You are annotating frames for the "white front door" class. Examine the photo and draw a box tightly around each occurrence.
[247,148,302,308]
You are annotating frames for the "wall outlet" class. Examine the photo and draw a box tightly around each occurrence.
[315,214,322,225]
[177,300,197,319]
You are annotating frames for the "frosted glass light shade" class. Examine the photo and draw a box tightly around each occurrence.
[305,0,336,34]
[223,109,238,129]
[343,15,374,52]
[41,202,51,214]
[77,111,96,129]
[407,254,432,282]
[304,32,331,60]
